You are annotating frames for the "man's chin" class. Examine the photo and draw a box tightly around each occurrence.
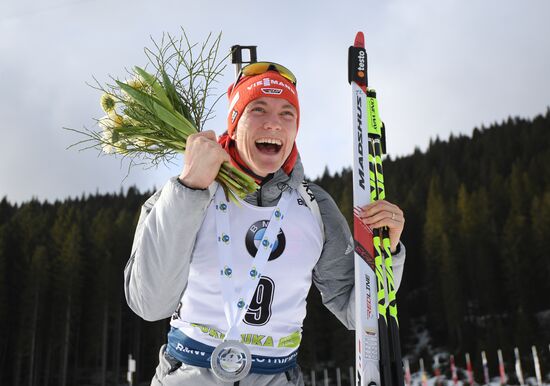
[250,162,282,178]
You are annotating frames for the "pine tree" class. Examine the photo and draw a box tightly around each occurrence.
[500,164,536,347]
[530,192,550,311]
[25,245,49,386]
[50,206,83,386]
[0,223,10,382]
[422,176,447,339]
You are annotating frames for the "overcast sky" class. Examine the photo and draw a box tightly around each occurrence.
[1,0,549,204]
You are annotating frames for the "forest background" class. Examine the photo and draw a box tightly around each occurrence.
[1,111,549,385]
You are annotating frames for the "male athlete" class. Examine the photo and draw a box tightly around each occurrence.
[125,62,406,385]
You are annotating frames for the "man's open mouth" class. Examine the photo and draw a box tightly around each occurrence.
[255,138,282,154]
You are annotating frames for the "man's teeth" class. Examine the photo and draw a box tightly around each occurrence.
[255,138,282,146]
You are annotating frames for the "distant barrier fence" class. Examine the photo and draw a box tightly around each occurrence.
[301,344,550,386]
[304,366,354,386]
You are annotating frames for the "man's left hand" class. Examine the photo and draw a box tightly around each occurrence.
[357,200,405,253]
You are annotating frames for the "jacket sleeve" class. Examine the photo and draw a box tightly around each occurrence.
[309,183,406,330]
[124,177,213,321]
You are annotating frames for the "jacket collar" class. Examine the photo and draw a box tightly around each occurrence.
[242,155,304,207]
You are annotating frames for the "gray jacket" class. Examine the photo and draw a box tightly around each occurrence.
[124,157,406,329]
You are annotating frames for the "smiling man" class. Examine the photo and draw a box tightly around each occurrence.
[229,98,297,178]
[125,63,406,386]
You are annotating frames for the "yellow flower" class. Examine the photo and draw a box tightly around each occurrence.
[100,129,115,154]
[122,115,139,126]
[98,116,114,131]
[100,93,116,113]
[107,111,123,126]
[114,141,129,155]
[134,137,153,147]
[98,115,119,154]
[126,76,146,90]
[122,76,151,101]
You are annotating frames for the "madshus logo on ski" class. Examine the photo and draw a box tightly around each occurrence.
[245,220,286,261]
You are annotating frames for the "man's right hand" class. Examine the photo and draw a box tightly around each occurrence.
[179,131,231,189]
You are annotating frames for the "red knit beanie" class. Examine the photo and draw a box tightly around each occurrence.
[226,70,300,137]
[219,69,300,180]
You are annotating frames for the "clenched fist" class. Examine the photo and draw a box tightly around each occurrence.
[179,131,231,189]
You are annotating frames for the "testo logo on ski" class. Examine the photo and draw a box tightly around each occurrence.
[245,220,286,261]
[348,45,367,85]
[357,50,366,78]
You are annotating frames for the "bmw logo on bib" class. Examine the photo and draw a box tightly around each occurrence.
[245,220,286,261]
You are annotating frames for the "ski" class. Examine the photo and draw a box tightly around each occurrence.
[466,352,475,385]
[365,57,405,386]
[514,347,525,386]
[482,350,490,385]
[349,31,382,386]
[450,354,458,386]
[532,346,543,386]
[349,31,404,386]
[498,348,507,385]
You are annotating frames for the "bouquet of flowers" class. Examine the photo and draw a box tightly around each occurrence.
[67,30,258,202]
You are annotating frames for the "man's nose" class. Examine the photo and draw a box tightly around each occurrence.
[262,113,282,130]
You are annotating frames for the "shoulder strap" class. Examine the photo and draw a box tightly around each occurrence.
[297,180,325,237]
